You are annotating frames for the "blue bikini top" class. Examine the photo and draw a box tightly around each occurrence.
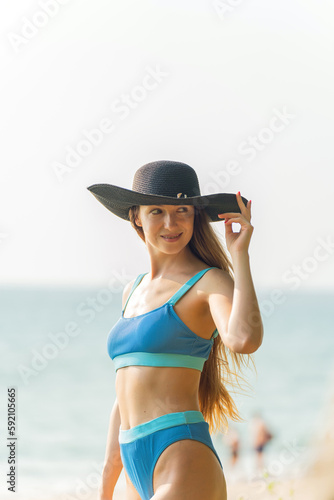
[107,267,219,372]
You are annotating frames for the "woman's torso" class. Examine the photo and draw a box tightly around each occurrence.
[112,266,218,429]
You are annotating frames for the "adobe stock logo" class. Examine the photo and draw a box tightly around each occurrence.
[198,105,296,197]
[212,0,245,21]
[237,107,296,162]
[52,64,169,182]
[7,0,71,53]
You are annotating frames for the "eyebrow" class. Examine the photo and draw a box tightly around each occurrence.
[147,205,190,208]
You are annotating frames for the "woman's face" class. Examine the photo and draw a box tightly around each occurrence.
[136,204,195,252]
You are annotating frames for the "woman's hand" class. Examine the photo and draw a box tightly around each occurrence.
[218,192,253,257]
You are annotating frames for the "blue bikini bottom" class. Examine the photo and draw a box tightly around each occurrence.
[119,410,223,500]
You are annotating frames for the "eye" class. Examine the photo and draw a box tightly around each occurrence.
[150,207,190,215]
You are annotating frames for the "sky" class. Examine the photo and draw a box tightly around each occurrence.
[0,0,334,290]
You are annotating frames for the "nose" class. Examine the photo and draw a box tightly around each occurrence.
[163,212,179,230]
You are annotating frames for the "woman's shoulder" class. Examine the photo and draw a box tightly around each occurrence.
[199,266,234,294]
[199,265,231,278]
[121,276,137,309]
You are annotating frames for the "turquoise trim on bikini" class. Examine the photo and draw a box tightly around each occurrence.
[110,267,220,373]
[113,352,206,371]
[118,410,205,444]
[212,329,219,339]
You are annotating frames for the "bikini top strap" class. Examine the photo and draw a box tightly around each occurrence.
[167,267,218,306]
[122,273,147,313]
[212,328,219,339]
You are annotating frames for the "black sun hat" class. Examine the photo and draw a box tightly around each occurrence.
[87,160,248,222]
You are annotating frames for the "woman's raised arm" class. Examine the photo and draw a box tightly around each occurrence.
[211,193,264,354]
[208,255,263,354]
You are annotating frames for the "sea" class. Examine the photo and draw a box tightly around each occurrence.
[0,285,333,499]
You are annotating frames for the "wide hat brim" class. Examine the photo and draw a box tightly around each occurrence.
[87,183,249,222]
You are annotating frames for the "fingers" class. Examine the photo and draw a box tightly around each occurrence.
[223,216,244,224]
[218,212,236,218]
[236,191,251,212]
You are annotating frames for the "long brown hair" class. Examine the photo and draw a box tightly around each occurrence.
[128,205,256,434]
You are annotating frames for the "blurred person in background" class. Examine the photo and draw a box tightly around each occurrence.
[224,427,240,468]
[250,411,274,471]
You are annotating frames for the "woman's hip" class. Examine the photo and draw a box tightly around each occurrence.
[119,411,224,499]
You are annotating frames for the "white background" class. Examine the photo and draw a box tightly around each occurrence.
[1,0,333,290]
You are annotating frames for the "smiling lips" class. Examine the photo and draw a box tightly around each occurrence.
[161,233,182,241]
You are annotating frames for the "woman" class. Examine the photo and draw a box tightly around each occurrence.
[88,160,263,500]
